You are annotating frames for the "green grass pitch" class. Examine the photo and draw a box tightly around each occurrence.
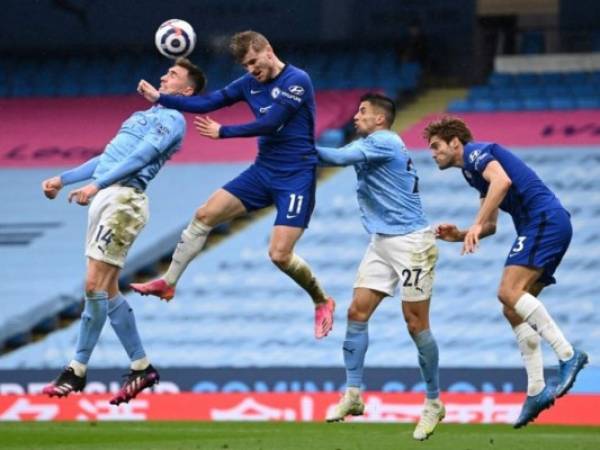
[1,421,598,450]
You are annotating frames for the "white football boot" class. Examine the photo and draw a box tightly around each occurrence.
[326,387,365,422]
[413,399,445,440]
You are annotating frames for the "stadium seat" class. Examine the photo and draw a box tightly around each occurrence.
[447,99,471,112]
[471,98,496,112]
[548,96,576,110]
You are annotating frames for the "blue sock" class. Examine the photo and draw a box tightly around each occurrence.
[74,291,108,364]
[344,320,369,387]
[108,293,146,362]
[412,329,440,399]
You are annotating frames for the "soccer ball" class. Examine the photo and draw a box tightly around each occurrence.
[155,19,196,59]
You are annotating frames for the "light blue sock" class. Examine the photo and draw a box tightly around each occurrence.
[108,293,146,362]
[74,291,108,364]
[344,320,369,387]
[412,329,440,399]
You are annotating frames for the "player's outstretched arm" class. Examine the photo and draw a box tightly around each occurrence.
[158,89,234,114]
[137,79,235,114]
[95,142,159,190]
[316,143,366,166]
[42,156,101,199]
[67,143,159,206]
[218,102,296,138]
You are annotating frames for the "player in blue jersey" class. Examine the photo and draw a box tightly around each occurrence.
[40,58,206,404]
[317,93,444,440]
[423,117,588,428]
[132,30,335,339]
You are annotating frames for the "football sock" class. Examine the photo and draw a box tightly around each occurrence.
[514,293,574,361]
[344,320,369,387]
[164,218,212,285]
[74,291,108,365]
[280,253,328,304]
[108,293,146,363]
[411,329,440,400]
[131,356,150,371]
[68,360,87,377]
[513,322,545,396]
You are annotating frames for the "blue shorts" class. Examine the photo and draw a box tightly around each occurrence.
[505,208,572,285]
[222,164,317,228]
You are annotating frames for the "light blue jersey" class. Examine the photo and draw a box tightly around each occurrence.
[317,129,428,235]
[93,106,186,191]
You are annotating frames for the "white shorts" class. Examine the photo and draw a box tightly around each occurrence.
[85,185,149,268]
[354,228,438,302]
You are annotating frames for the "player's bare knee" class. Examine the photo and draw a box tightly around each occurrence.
[403,312,424,336]
[347,305,369,322]
[497,285,519,307]
[195,205,216,227]
[269,248,291,269]
[85,278,101,295]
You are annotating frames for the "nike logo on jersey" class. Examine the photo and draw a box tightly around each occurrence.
[250,89,262,94]
[286,214,298,219]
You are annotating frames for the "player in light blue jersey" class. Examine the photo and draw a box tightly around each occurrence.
[133,30,335,339]
[317,93,444,440]
[424,117,588,428]
[40,58,206,404]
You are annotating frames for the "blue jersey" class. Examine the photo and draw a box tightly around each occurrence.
[158,64,318,172]
[462,142,565,230]
[319,130,429,235]
[93,106,186,191]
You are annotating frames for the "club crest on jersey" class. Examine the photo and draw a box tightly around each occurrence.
[288,85,304,96]
[469,150,480,163]
[271,87,281,98]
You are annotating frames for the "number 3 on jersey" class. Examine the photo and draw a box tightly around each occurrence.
[287,193,304,219]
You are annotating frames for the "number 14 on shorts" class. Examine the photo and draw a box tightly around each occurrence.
[95,225,113,252]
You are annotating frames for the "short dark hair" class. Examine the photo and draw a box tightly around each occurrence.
[360,92,396,127]
[229,30,270,63]
[422,116,473,145]
[175,57,206,95]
